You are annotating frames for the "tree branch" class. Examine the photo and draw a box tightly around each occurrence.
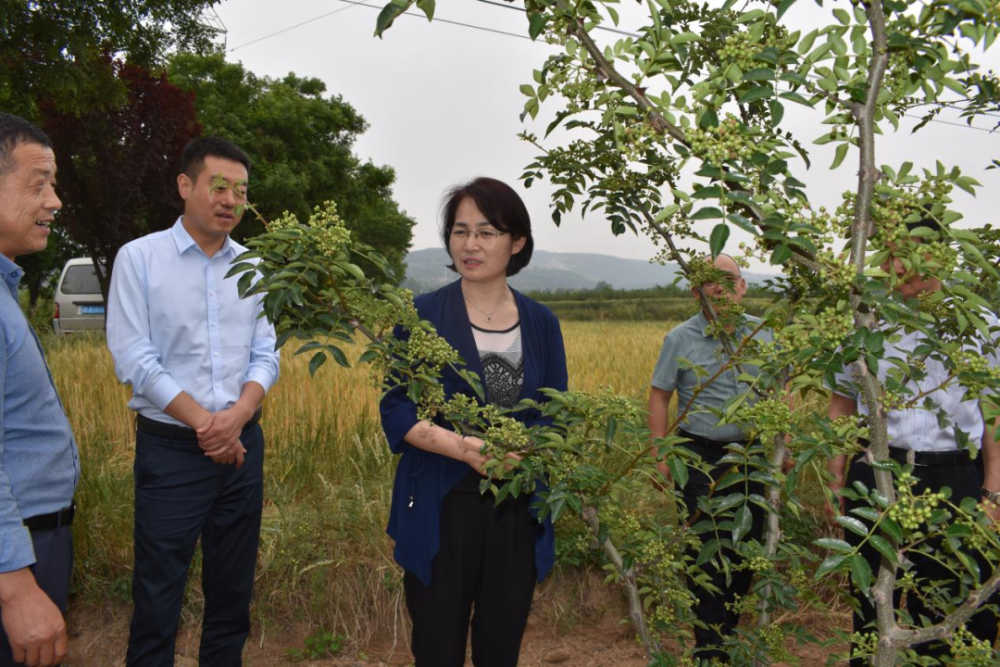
[582,504,663,660]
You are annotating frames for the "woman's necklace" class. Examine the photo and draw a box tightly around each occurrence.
[464,287,510,323]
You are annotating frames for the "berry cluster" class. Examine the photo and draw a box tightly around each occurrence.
[687,115,754,166]
[483,416,532,456]
[887,473,945,532]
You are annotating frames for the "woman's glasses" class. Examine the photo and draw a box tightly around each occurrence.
[450,228,507,245]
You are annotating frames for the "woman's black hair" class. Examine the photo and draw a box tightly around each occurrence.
[441,177,534,277]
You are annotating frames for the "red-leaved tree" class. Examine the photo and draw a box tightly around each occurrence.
[40,59,202,302]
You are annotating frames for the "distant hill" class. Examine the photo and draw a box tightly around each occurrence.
[403,248,773,294]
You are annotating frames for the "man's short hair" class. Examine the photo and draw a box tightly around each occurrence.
[180,137,251,181]
[0,113,52,180]
[699,253,743,278]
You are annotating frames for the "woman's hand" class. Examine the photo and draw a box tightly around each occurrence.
[459,435,524,477]
[459,435,491,476]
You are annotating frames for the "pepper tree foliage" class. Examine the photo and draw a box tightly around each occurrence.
[236,0,1000,664]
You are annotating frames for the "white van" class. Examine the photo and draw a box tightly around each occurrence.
[52,258,105,334]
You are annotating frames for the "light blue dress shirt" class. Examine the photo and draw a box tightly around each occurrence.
[651,311,773,443]
[107,219,280,427]
[0,254,79,572]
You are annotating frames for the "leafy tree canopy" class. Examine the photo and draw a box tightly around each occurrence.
[40,59,202,302]
[0,0,219,119]
[167,53,415,280]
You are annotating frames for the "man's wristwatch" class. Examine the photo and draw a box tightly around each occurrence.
[982,487,1000,504]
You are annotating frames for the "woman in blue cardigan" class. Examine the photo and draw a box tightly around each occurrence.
[380,177,568,667]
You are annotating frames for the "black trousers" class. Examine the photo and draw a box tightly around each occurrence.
[403,473,539,667]
[677,437,766,661]
[0,526,73,667]
[126,421,264,667]
[845,452,999,667]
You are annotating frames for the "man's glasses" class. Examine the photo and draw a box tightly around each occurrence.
[450,228,507,244]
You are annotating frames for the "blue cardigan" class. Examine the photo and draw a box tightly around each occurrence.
[379,279,568,585]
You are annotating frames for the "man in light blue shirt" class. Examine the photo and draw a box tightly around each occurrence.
[647,254,771,662]
[0,114,79,667]
[107,137,279,667]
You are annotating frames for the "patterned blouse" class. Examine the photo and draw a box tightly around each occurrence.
[472,322,524,408]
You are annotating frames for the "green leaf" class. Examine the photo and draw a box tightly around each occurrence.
[815,537,853,553]
[699,107,720,129]
[326,344,350,368]
[668,456,689,489]
[710,223,730,258]
[837,515,869,537]
[815,554,848,579]
[374,3,405,37]
[519,84,535,97]
[850,507,880,522]
[743,68,776,82]
[833,8,851,25]
[880,517,903,542]
[797,29,818,55]
[732,504,752,543]
[769,99,784,125]
[672,32,702,45]
[740,86,774,103]
[308,351,327,376]
[415,0,435,20]
[769,243,792,265]
[528,13,547,41]
[776,0,798,20]
[690,207,724,220]
[869,535,898,565]
[849,554,873,598]
[831,142,850,169]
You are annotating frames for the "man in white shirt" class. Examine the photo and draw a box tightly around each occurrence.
[827,216,1000,666]
[107,137,279,667]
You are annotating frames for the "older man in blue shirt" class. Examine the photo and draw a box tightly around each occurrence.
[647,254,772,662]
[107,137,279,667]
[0,114,79,667]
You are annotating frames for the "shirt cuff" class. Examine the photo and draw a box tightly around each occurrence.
[651,378,677,392]
[145,375,184,412]
[243,368,277,395]
[0,526,36,573]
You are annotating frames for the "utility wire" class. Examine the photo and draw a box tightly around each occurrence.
[229,0,368,52]
[331,0,532,40]
[475,0,643,38]
[228,0,997,135]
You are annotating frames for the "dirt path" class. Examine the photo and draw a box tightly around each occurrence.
[65,601,843,667]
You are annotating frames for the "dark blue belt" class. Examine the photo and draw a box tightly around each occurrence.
[23,504,75,533]
[136,409,262,441]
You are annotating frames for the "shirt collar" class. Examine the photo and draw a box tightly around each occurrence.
[171,217,235,258]
[0,253,23,293]
[696,310,712,337]
[698,308,752,338]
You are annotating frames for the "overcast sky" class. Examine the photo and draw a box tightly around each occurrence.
[212,0,1000,269]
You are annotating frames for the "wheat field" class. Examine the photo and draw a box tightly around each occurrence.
[45,321,673,640]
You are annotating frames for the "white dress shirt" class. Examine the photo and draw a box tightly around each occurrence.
[107,218,280,427]
[834,324,998,452]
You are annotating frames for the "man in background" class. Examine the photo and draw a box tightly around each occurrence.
[647,254,772,661]
[0,113,80,667]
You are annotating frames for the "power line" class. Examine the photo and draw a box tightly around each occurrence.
[475,0,643,38]
[227,0,996,135]
[333,0,532,40]
[229,1,369,52]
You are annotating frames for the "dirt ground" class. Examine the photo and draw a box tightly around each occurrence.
[65,600,845,667]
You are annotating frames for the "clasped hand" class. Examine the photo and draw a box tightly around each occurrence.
[460,435,522,477]
[196,406,251,467]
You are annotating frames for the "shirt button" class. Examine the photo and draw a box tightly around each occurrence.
[214,352,219,357]
[209,291,215,297]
